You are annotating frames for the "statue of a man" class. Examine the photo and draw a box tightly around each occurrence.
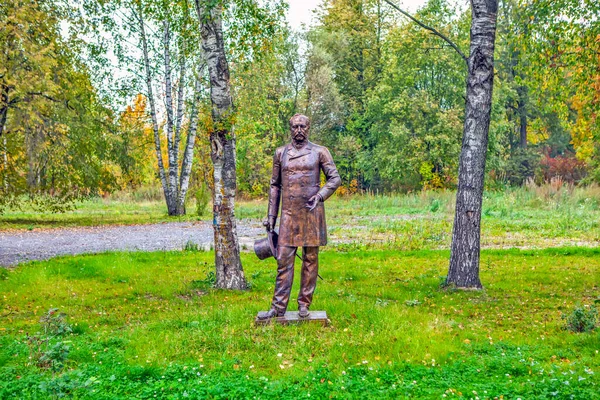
[259,114,341,320]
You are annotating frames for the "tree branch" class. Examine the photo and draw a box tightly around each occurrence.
[382,0,468,64]
[25,92,75,110]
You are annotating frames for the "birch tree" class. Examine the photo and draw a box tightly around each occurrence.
[384,0,499,288]
[131,1,204,216]
[447,0,499,289]
[194,0,247,290]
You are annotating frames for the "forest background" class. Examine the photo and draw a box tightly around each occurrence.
[0,0,598,211]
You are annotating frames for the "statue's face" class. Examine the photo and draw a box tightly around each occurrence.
[290,116,310,142]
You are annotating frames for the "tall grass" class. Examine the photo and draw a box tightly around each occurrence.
[107,185,167,203]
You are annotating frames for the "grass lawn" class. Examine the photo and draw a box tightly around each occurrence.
[0,248,598,398]
[2,186,599,250]
[0,198,199,230]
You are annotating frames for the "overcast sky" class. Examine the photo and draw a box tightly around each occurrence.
[286,0,430,30]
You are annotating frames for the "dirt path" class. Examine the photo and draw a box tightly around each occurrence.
[3,216,596,267]
[0,221,265,267]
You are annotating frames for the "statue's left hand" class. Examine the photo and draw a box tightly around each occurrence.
[263,216,276,232]
[306,194,322,211]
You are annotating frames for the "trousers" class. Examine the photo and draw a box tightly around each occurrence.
[271,246,319,313]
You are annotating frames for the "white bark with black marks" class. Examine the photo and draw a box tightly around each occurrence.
[174,53,186,186]
[447,0,499,289]
[135,5,200,217]
[2,134,7,191]
[0,84,9,139]
[195,0,247,290]
[163,20,179,215]
[135,5,169,203]
[177,75,203,214]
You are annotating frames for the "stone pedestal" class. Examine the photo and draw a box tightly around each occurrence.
[255,311,329,326]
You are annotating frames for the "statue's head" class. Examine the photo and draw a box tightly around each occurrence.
[290,114,310,143]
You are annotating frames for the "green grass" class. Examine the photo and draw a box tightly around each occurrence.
[0,197,199,230]
[322,187,600,250]
[1,248,599,398]
[2,185,599,250]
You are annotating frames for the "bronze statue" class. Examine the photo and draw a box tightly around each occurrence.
[258,114,341,320]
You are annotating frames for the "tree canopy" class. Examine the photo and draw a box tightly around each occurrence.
[1,0,598,213]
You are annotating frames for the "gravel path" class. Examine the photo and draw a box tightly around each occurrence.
[0,221,265,267]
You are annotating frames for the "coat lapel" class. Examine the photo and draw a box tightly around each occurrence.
[287,143,312,160]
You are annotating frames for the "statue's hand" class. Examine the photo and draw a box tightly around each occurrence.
[306,194,322,211]
[263,216,277,232]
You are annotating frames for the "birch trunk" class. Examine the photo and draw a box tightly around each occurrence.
[174,54,186,161]
[2,134,7,191]
[163,20,178,215]
[177,75,202,214]
[0,84,8,139]
[135,5,169,204]
[447,0,499,289]
[196,0,247,290]
[1,83,7,190]
[173,56,188,215]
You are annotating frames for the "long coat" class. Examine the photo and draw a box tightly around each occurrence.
[268,141,341,247]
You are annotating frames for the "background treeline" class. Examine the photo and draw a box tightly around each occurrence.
[1,0,598,212]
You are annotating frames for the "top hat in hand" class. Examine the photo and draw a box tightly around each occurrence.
[254,230,278,260]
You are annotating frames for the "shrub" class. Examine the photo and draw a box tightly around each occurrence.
[502,148,542,186]
[195,183,211,217]
[337,179,359,196]
[563,305,597,333]
[429,199,441,213]
[540,153,587,183]
[26,308,73,371]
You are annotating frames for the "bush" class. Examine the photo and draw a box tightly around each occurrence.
[502,148,542,186]
[26,308,73,371]
[563,305,597,333]
[540,153,587,183]
[195,183,211,217]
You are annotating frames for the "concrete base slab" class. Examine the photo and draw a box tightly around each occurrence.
[255,311,329,326]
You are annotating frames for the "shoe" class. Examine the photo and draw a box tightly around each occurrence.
[298,306,310,318]
[258,308,284,320]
